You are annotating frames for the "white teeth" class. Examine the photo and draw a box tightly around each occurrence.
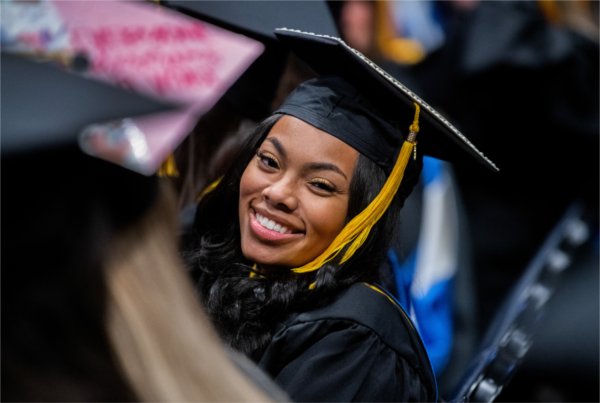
[255,213,291,234]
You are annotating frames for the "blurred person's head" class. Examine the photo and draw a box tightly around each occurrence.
[339,0,377,56]
[2,145,272,401]
[330,0,428,64]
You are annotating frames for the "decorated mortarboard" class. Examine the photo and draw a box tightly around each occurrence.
[2,0,264,175]
[268,29,498,283]
[273,28,498,172]
[1,0,263,108]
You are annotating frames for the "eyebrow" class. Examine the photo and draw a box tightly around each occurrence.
[267,137,287,159]
[306,162,349,180]
[267,137,349,180]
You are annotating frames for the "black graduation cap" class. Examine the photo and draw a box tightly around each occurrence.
[1,52,175,156]
[160,1,339,121]
[273,28,499,172]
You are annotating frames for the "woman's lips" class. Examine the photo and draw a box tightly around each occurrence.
[255,212,293,234]
[249,211,303,242]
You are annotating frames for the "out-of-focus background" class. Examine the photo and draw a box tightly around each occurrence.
[2,1,598,401]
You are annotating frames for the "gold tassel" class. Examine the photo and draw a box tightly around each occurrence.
[294,103,421,278]
[196,177,223,202]
[158,153,179,178]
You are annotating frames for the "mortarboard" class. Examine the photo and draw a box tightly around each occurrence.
[274,28,498,172]
[1,52,175,157]
[268,29,498,278]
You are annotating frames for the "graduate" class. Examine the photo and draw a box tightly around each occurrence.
[185,29,497,402]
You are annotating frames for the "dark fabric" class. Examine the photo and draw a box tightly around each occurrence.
[2,52,173,155]
[226,349,290,402]
[256,283,437,402]
[408,0,599,331]
[276,76,404,170]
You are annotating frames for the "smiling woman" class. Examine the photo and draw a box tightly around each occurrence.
[186,107,422,400]
[239,116,358,269]
[184,29,496,402]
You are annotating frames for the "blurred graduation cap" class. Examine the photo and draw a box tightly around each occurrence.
[269,29,497,276]
[2,52,174,159]
[1,52,184,230]
[1,52,206,177]
[273,28,498,172]
[161,1,339,121]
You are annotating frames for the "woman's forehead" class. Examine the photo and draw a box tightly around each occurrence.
[264,115,358,154]
[264,115,359,163]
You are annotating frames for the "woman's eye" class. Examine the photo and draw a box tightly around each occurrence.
[309,179,336,193]
[257,152,279,169]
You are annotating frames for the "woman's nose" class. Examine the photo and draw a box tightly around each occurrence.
[262,178,298,212]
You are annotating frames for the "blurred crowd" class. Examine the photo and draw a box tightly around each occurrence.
[2,1,598,402]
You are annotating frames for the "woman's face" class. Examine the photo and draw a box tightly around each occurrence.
[239,115,359,269]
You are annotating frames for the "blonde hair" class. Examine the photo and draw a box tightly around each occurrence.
[105,181,270,402]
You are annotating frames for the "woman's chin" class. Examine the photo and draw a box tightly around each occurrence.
[242,251,302,272]
[246,256,290,270]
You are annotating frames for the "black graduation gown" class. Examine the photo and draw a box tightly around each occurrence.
[256,283,437,402]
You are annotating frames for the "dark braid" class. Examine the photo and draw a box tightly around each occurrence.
[184,114,423,357]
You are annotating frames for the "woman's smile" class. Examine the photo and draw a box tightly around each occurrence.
[249,208,304,242]
[238,115,358,269]
[254,212,293,235]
